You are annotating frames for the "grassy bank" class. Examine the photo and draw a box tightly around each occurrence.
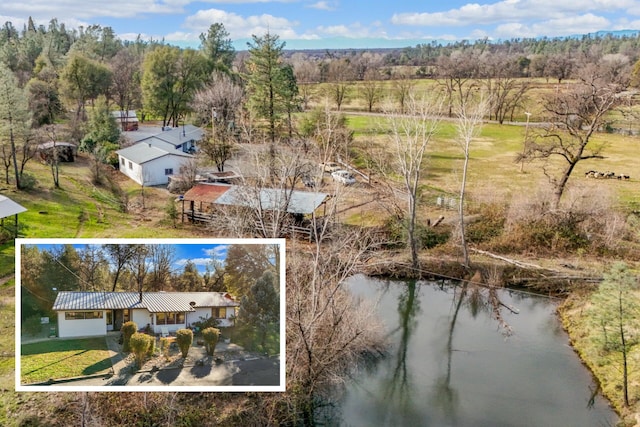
[559,291,640,424]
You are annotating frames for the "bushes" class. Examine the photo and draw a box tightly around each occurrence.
[129,332,154,369]
[176,328,193,358]
[121,321,138,352]
[202,327,220,356]
[383,216,449,250]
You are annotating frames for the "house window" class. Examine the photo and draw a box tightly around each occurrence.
[120,158,125,166]
[65,311,103,320]
[164,168,173,175]
[106,311,113,325]
[156,312,185,325]
[212,307,227,319]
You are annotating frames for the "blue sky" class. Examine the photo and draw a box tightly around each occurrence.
[2,1,639,50]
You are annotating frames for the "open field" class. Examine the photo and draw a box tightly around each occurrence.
[20,337,112,384]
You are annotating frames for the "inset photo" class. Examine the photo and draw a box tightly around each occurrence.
[16,238,285,392]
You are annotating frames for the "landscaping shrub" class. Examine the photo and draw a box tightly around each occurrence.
[129,332,152,369]
[159,337,170,360]
[146,334,156,357]
[192,315,219,332]
[121,321,138,352]
[176,328,193,358]
[202,327,220,356]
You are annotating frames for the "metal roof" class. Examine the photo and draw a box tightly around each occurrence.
[0,195,26,219]
[182,183,233,203]
[116,142,192,165]
[214,186,328,215]
[53,291,239,312]
[138,125,204,148]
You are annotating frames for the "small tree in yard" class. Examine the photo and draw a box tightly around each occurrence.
[239,270,279,351]
[129,332,153,369]
[202,327,220,356]
[121,321,137,352]
[588,262,639,408]
[176,328,193,358]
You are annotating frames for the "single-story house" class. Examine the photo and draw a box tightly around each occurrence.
[112,110,139,131]
[52,291,239,338]
[116,125,204,186]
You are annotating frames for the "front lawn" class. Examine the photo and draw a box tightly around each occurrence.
[21,337,112,384]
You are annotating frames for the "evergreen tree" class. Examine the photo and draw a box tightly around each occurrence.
[239,270,279,351]
[588,263,639,407]
[199,23,235,74]
[245,32,291,143]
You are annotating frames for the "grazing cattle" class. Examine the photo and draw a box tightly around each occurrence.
[618,174,630,180]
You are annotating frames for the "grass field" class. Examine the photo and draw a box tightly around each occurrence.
[20,337,112,384]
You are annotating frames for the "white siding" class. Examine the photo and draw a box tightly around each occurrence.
[132,309,151,331]
[118,154,191,186]
[186,307,236,328]
[57,311,106,338]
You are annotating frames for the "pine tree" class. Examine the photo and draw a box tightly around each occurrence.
[588,263,640,407]
[245,32,291,143]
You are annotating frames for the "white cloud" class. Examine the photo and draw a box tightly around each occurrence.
[391,0,635,27]
[494,14,611,38]
[0,0,177,20]
[308,1,337,11]
[183,8,299,39]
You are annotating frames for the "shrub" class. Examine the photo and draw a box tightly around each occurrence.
[192,315,219,332]
[129,332,152,369]
[121,321,138,352]
[176,328,193,358]
[202,327,220,356]
[159,337,170,360]
[19,173,37,191]
[22,315,43,336]
[383,216,449,250]
[146,334,156,357]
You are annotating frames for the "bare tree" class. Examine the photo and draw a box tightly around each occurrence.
[360,69,384,112]
[383,93,441,271]
[524,60,627,209]
[454,95,489,269]
[392,70,416,114]
[147,244,175,291]
[286,224,384,424]
[436,50,479,117]
[479,53,530,124]
[104,244,138,291]
[324,58,355,111]
[290,53,320,110]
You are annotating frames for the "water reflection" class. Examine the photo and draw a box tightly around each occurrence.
[341,276,618,427]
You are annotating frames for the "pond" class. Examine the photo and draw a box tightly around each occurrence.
[340,275,618,427]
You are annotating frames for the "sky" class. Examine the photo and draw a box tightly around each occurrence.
[2,0,640,50]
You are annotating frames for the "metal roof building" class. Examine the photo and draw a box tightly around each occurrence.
[53,291,239,313]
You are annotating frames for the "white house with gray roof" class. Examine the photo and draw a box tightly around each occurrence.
[116,125,204,186]
[52,291,238,338]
